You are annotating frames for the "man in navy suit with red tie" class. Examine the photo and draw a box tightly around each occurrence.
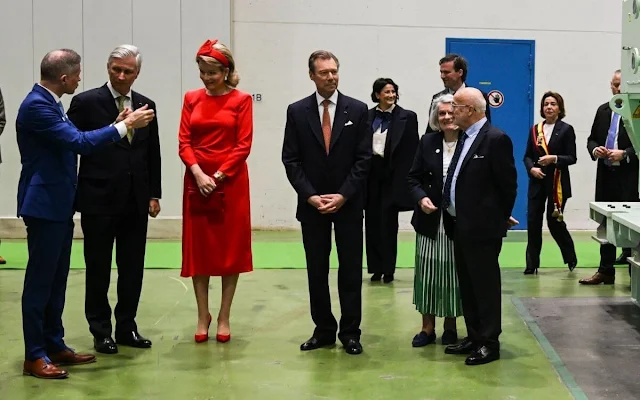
[16,48,155,379]
[282,50,372,355]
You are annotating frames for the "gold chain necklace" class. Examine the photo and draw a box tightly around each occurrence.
[444,140,457,154]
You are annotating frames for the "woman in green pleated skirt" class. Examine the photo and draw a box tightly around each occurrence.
[406,94,462,347]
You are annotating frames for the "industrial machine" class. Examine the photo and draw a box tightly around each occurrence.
[590,0,640,303]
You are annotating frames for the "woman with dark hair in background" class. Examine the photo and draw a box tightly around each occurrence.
[523,91,577,275]
[365,78,419,283]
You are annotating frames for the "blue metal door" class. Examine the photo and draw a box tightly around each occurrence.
[446,38,535,230]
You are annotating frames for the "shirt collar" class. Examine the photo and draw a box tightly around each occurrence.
[38,83,61,104]
[375,103,396,113]
[464,116,487,138]
[107,81,132,100]
[316,90,339,106]
[446,82,466,95]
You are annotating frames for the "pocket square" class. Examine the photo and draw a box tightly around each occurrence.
[473,154,485,159]
[345,120,353,126]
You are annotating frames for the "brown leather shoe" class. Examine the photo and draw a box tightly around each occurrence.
[0,256,6,265]
[48,349,96,366]
[23,358,69,379]
[579,272,615,285]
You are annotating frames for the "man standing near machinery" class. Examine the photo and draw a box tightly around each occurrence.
[580,70,639,285]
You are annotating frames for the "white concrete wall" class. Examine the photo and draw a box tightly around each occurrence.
[0,0,231,237]
[235,0,621,231]
[0,0,623,236]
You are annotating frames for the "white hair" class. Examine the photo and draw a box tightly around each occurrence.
[471,93,487,113]
[108,44,142,71]
[428,93,454,132]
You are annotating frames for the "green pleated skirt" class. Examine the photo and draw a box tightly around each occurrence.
[413,217,463,317]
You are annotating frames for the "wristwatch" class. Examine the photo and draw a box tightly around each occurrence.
[213,171,225,181]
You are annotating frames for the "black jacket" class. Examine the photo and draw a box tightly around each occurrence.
[282,91,372,222]
[67,84,162,215]
[523,119,576,199]
[366,104,419,210]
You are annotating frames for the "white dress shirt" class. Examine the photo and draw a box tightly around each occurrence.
[316,90,339,129]
[372,103,395,157]
[38,83,62,106]
[107,81,133,112]
[543,123,554,145]
[446,82,466,95]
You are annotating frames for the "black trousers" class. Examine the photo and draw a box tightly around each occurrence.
[454,238,503,351]
[526,186,576,269]
[598,166,634,276]
[301,218,363,344]
[81,198,149,339]
[365,156,399,275]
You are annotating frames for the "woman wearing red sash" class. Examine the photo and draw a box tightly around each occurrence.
[523,91,577,274]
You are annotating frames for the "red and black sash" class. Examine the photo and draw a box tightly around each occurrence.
[531,122,563,221]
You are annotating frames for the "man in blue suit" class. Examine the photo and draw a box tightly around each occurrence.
[17,48,155,379]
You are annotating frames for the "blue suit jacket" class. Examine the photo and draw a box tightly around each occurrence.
[16,84,122,221]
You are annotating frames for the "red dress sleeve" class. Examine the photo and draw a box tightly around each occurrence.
[218,93,253,177]
[178,91,197,168]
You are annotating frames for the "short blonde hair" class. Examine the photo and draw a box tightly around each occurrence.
[428,93,454,132]
[196,41,240,87]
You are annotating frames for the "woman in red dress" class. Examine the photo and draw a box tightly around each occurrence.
[178,39,253,343]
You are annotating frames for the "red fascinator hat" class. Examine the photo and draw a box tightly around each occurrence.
[196,39,229,67]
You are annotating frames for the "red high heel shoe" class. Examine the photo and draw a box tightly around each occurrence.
[216,319,231,342]
[216,333,231,343]
[194,313,212,343]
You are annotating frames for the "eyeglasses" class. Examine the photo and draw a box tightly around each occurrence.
[451,103,475,110]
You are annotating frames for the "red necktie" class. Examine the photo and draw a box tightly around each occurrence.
[322,99,331,154]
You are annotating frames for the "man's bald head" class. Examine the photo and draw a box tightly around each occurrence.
[453,87,487,130]
[40,49,81,83]
[456,87,486,112]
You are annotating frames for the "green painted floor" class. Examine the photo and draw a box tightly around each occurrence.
[0,266,631,399]
[0,231,604,270]
[0,231,629,399]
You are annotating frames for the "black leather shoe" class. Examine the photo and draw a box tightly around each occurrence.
[383,274,394,283]
[465,346,500,365]
[300,337,335,351]
[94,337,118,354]
[115,331,152,348]
[344,339,363,355]
[615,253,631,265]
[568,260,577,271]
[445,338,475,354]
[371,273,382,282]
